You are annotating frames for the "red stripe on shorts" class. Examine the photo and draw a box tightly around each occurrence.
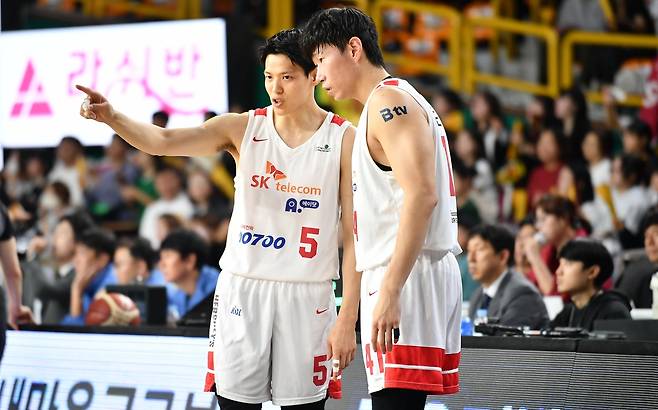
[203,351,215,392]
[384,346,460,394]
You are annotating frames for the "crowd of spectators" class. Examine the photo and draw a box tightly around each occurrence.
[2,111,230,325]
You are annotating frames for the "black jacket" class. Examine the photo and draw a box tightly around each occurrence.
[551,290,632,331]
[615,256,658,308]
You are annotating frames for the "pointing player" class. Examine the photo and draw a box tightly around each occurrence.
[77,29,358,409]
[303,8,463,409]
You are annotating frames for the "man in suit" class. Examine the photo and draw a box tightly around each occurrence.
[467,224,549,329]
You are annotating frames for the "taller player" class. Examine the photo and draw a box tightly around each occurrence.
[77,29,358,409]
[302,8,463,410]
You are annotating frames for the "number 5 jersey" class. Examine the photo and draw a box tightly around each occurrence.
[219,106,350,282]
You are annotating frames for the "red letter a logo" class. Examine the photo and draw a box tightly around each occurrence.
[10,60,53,118]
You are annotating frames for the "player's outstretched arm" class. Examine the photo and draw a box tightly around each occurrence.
[327,126,359,374]
[368,87,439,353]
[76,85,246,157]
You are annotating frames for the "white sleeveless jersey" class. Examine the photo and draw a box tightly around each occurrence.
[219,106,349,282]
[352,78,461,272]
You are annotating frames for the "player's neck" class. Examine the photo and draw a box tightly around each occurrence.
[176,270,200,296]
[354,66,392,104]
[272,103,327,145]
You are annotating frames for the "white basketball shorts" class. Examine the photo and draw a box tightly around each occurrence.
[360,251,462,394]
[204,272,338,406]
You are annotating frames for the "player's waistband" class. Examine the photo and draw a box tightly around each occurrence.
[220,270,335,286]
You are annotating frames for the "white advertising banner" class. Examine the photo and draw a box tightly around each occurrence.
[0,19,228,148]
[0,331,219,409]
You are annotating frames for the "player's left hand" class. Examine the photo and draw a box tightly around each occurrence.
[371,287,401,354]
[327,318,356,377]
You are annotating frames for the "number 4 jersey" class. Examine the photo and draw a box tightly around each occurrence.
[219,106,349,282]
[352,78,462,272]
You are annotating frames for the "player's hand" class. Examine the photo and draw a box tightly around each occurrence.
[327,317,356,377]
[8,304,34,329]
[371,286,401,354]
[76,84,114,123]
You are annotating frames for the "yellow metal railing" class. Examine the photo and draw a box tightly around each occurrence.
[561,31,658,106]
[89,0,201,20]
[371,0,462,90]
[463,16,558,97]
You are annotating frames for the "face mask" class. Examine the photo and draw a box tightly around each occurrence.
[40,193,61,211]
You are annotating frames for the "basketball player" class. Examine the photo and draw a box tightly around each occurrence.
[77,29,358,409]
[302,8,463,409]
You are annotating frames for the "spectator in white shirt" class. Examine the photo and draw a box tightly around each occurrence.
[139,167,193,248]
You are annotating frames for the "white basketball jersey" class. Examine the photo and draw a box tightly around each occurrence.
[352,78,461,272]
[220,106,349,282]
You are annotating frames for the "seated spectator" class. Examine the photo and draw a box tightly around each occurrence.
[524,195,582,296]
[554,87,590,161]
[86,134,139,220]
[467,224,549,329]
[453,157,482,225]
[139,167,194,248]
[582,129,613,189]
[431,87,464,137]
[48,136,86,207]
[615,207,658,308]
[526,128,564,208]
[62,228,118,325]
[469,91,508,171]
[563,164,615,240]
[187,168,226,216]
[114,237,164,285]
[454,129,498,223]
[611,154,650,248]
[456,213,479,301]
[552,239,631,331]
[622,119,658,169]
[514,216,537,282]
[158,229,220,320]
[29,212,95,324]
[156,213,185,246]
[35,181,74,240]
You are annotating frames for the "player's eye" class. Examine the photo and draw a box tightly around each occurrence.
[283,75,291,80]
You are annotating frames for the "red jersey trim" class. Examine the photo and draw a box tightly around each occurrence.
[254,108,267,116]
[331,114,346,126]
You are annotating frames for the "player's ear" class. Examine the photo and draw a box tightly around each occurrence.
[347,36,362,60]
[310,67,319,86]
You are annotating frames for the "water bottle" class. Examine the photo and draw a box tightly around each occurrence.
[473,309,488,336]
[461,316,473,336]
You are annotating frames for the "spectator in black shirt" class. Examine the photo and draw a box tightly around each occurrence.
[552,239,631,331]
[615,206,658,308]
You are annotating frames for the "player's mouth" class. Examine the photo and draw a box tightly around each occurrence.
[272,98,283,107]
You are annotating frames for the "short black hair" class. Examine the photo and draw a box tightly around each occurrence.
[625,119,652,144]
[259,28,316,76]
[536,194,577,227]
[617,153,646,186]
[559,239,613,288]
[78,228,116,258]
[451,155,477,179]
[640,206,658,237]
[152,110,169,124]
[160,229,208,271]
[121,237,157,271]
[302,7,385,68]
[470,224,515,267]
[59,211,95,243]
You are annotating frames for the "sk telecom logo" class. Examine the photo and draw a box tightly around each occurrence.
[266,161,287,180]
[10,60,53,118]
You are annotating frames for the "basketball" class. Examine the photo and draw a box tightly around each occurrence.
[85,292,141,326]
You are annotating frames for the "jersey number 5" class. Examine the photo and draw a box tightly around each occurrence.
[299,227,320,258]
